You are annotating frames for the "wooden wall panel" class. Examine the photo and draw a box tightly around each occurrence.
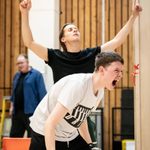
[72,0,78,25]
[11,0,21,77]
[103,90,110,149]
[91,0,96,47]
[96,0,102,45]
[128,1,134,87]
[60,0,66,26]
[104,0,111,149]
[84,0,90,48]
[122,0,128,87]
[0,0,26,107]
[0,0,5,102]
[78,0,85,48]
[5,0,11,93]
[134,1,150,149]
[108,0,116,149]
[115,0,122,88]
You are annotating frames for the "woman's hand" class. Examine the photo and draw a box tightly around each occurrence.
[20,0,32,13]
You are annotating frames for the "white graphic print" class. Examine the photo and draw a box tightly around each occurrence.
[64,105,93,128]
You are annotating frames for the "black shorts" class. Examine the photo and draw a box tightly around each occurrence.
[29,129,90,150]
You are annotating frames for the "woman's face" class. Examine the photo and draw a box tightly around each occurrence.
[61,24,80,43]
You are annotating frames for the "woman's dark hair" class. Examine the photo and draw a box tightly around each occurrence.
[95,52,124,71]
[59,23,73,52]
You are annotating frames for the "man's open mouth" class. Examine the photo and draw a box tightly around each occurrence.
[112,80,117,86]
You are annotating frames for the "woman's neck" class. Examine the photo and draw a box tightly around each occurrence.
[66,42,81,52]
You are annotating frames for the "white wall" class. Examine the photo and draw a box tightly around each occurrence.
[28,0,59,90]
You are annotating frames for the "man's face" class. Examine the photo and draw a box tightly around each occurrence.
[16,56,29,73]
[61,24,80,43]
[103,61,124,90]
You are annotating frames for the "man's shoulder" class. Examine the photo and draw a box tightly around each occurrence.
[13,72,20,78]
[30,68,42,75]
[64,73,92,85]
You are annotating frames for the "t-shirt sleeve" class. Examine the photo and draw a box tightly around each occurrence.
[44,48,55,65]
[85,46,101,55]
[95,46,101,54]
[57,81,84,111]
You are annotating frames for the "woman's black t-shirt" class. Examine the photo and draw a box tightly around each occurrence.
[45,46,101,83]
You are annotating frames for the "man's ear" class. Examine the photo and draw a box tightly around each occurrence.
[98,66,105,74]
[61,37,65,43]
